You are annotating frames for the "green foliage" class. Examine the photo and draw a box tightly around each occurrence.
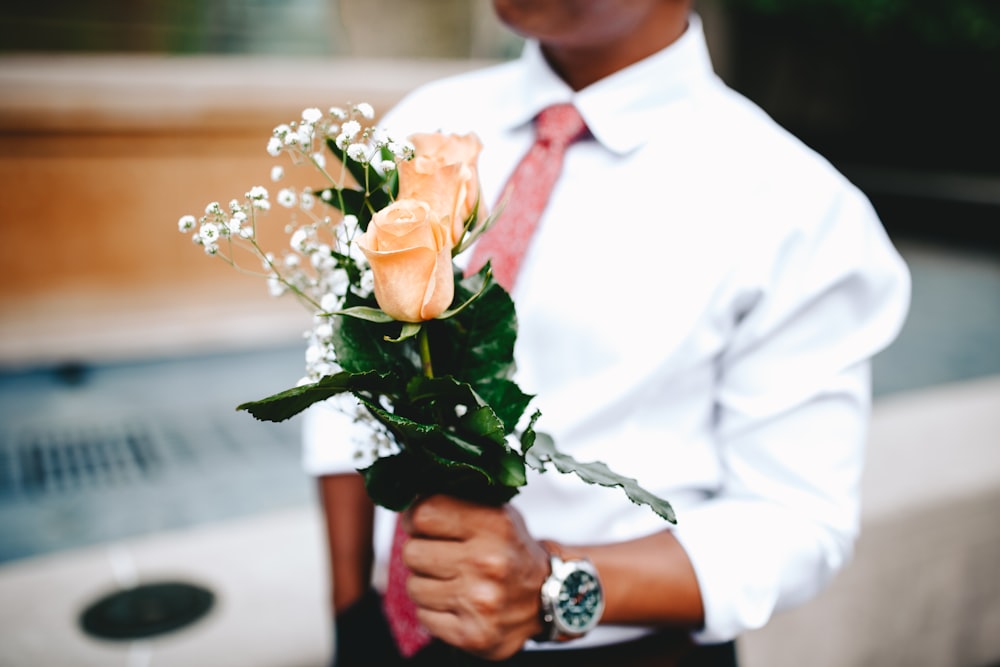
[526,433,677,524]
[238,259,535,510]
[720,0,1000,50]
[239,259,675,520]
[236,143,675,518]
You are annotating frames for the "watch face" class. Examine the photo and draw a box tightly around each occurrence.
[554,569,603,633]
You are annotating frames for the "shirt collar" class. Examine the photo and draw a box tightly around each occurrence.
[498,13,717,155]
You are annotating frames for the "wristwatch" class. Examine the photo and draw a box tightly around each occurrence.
[537,546,605,642]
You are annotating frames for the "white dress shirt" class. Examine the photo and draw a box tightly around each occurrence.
[302,14,911,646]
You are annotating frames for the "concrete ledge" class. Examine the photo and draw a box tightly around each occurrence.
[1,376,997,666]
[0,506,330,667]
[741,374,1000,667]
[0,54,492,133]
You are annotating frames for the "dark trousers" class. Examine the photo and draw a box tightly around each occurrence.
[334,589,738,667]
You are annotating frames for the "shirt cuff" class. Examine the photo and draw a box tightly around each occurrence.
[673,498,850,644]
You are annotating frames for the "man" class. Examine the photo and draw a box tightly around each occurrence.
[303,1,911,664]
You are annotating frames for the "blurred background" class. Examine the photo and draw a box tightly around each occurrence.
[0,1,998,666]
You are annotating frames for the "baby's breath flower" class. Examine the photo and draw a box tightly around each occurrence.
[321,189,333,202]
[311,152,326,169]
[199,222,220,243]
[300,191,315,211]
[341,213,359,233]
[379,159,397,173]
[328,270,349,297]
[369,126,390,148]
[388,140,414,160]
[320,293,340,312]
[311,244,335,271]
[354,102,375,119]
[346,143,369,163]
[270,165,284,182]
[204,243,219,255]
[267,275,285,297]
[341,120,361,140]
[302,107,323,124]
[360,269,375,294]
[329,106,347,120]
[290,228,309,252]
[314,322,333,341]
[247,185,268,200]
[296,125,314,148]
[178,215,196,233]
[247,186,270,211]
[284,253,301,268]
[205,201,223,216]
[305,343,323,366]
[277,188,297,208]
[266,137,282,156]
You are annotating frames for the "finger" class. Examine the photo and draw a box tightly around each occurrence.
[403,536,462,579]
[407,494,489,540]
[406,572,458,612]
[414,607,463,643]
[415,607,511,661]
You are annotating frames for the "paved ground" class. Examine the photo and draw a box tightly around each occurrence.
[0,236,997,563]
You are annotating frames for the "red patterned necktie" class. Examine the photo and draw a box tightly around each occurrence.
[467,103,588,290]
[382,103,587,658]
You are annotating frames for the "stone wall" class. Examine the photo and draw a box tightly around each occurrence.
[0,55,487,366]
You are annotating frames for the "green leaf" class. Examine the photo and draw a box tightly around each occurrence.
[362,378,525,497]
[319,187,366,218]
[475,379,534,435]
[237,370,394,422]
[332,298,417,377]
[519,410,542,455]
[334,306,395,323]
[429,263,517,387]
[403,376,507,443]
[362,452,422,511]
[385,322,422,342]
[525,433,677,524]
[497,447,527,487]
[435,264,492,320]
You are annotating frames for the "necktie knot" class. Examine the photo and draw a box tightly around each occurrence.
[535,103,587,149]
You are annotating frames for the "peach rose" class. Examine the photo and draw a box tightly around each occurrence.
[397,132,484,245]
[357,199,454,322]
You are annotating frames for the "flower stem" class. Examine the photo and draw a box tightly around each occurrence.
[418,326,434,378]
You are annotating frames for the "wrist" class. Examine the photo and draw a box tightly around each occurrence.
[534,540,605,643]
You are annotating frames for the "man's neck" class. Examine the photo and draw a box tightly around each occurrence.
[541,12,689,91]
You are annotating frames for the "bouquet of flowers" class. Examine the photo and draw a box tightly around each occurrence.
[178,103,674,520]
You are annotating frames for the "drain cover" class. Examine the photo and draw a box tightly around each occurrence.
[80,582,214,640]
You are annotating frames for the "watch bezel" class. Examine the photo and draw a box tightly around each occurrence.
[538,554,605,642]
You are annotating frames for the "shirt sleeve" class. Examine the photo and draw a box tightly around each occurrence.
[301,394,373,476]
[676,185,911,643]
